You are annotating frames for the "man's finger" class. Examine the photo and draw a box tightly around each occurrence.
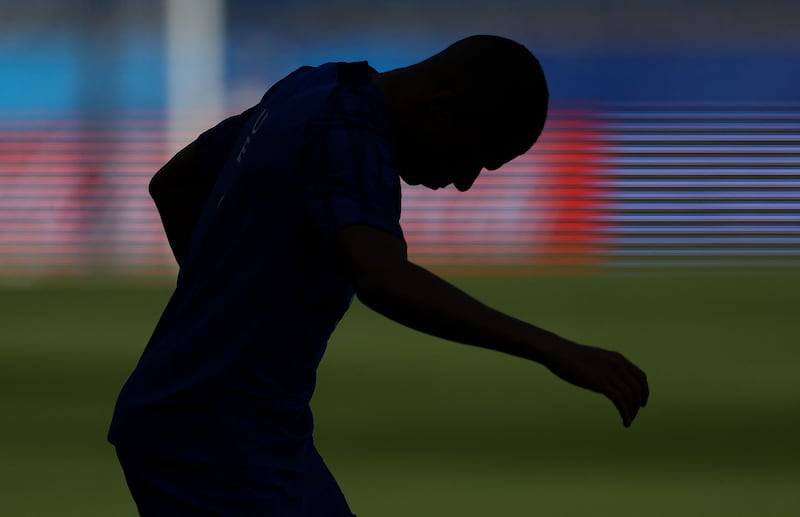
[640,369,649,408]
[614,379,640,425]
[621,365,648,412]
[606,387,631,427]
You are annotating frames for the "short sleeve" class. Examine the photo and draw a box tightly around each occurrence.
[305,123,403,245]
[193,105,258,183]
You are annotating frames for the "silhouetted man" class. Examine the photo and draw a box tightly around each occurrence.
[110,34,648,516]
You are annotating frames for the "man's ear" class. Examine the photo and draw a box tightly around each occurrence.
[429,90,459,121]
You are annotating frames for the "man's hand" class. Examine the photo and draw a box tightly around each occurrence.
[544,342,649,427]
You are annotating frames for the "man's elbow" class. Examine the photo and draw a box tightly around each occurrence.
[351,262,409,310]
[352,271,385,306]
[148,169,183,214]
[336,225,411,307]
[148,170,168,203]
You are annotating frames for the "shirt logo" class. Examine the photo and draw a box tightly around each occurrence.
[236,108,269,164]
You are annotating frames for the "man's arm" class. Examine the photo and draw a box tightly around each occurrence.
[149,140,215,267]
[337,225,649,428]
[149,105,259,267]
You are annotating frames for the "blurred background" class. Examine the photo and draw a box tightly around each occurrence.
[1,1,798,515]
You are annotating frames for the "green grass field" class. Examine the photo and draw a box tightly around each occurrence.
[1,270,798,516]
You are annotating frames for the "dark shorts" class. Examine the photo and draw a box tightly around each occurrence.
[116,446,356,516]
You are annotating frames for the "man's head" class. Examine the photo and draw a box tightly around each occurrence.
[372,35,549,191]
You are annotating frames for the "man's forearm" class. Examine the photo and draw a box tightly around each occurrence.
[356,260,569,366]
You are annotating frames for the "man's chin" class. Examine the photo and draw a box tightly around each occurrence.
[399,173,421,186]
[399,171,447,190]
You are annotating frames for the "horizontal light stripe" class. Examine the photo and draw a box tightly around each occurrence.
[2,105,799,276]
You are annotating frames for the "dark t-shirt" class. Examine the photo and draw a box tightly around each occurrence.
[109,62,402,491]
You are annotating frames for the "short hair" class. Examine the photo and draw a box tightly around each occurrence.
[425,35,549,165]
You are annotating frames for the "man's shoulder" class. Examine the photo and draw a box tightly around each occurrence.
[335,61,379,83]
[308,62,388,133]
